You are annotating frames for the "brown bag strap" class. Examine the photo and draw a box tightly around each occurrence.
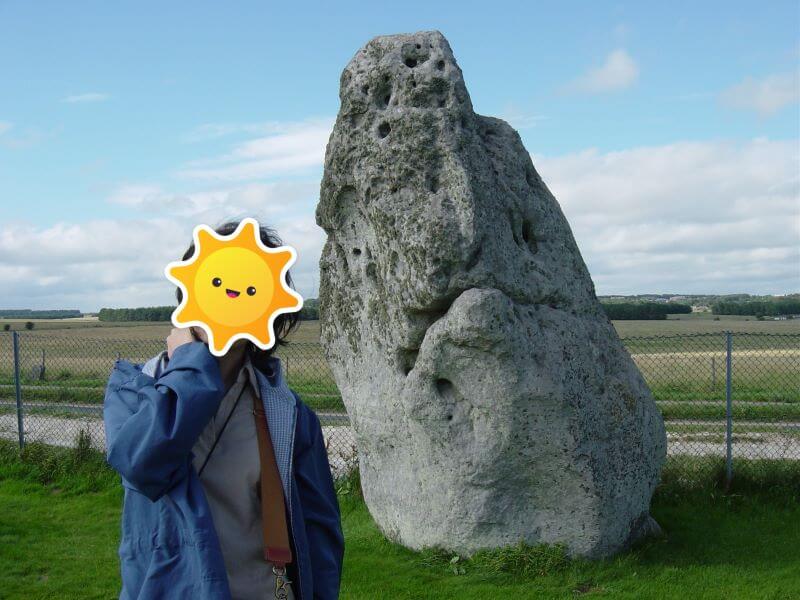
[252,394,293,569]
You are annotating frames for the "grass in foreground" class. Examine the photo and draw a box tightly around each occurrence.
[1,440,799,599]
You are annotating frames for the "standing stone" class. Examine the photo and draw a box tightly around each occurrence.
[315,30,666,558]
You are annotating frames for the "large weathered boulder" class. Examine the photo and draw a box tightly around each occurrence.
[315,30,666,558]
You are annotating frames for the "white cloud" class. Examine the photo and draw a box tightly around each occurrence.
[176,117,334,181]
[534,138,800,294]
[0,115,336,310]
[720,72,800,116]
[0,149,329,310]
[0,122,12,135]
[107,180,319,223]
[496,104,546,130]
[0,208,326,311]
[62,93,110,104]
[0,218,184,309]
[566,49,639,93]
[182,121,310,142]
[4,130,797,311]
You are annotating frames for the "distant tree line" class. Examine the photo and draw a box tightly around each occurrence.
[0,309,81,319]
[298,298,319,321]
[99,298,321,322]
[600,302,692,320]
[711,299,800,317]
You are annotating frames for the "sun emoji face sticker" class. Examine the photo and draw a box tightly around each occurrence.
[165,218,303,356]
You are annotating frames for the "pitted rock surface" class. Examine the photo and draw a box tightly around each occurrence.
[315,30,666,558]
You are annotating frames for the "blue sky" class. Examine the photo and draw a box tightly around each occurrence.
[0,1,798,310]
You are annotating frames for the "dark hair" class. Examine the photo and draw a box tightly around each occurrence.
[176,219,300,361]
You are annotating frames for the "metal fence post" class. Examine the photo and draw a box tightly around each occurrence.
[12,331,24,450]
[725,331,733,487]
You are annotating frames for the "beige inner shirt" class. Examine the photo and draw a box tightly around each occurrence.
[191,355,295,600]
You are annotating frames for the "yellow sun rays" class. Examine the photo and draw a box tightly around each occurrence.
[164,218,303,356]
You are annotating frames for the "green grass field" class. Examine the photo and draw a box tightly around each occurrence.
[1,441,798,599]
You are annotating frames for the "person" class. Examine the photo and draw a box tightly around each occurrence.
[103,220,344,600]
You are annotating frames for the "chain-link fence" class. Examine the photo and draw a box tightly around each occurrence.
[0,332,356,478]
[1,330,797,483]
[627,331,799,481]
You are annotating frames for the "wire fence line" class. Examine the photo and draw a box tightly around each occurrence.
[0,331,798,484]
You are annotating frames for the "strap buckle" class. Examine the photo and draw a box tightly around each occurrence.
[272,564,292,599]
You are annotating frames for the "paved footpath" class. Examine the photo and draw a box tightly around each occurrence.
[0,413,358,477]
[3,412,798,469]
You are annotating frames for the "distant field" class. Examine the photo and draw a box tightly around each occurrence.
[2,313,798,340]
[0,319,321,342]
[0,314,796,412]
[615,313,800,337]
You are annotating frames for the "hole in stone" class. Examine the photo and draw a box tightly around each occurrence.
[446,413,453,421]
[378,122,391,138]
[352,247,362,256]
[435,378,455,400]
[427,175,439,193]
[437,98,446,107]
[373,79,393,109]
[398,347,420,376]
[361,84,369,94]
[402,42,429,69]
[366,262,377,281]
[522,220,538,254]
[436,60,445,70]
[411,79,417,88]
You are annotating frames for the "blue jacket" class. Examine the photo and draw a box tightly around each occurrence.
[102,341,344,599]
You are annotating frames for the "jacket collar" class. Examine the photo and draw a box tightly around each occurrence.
[141,349,292,401]
[140,348,297,500]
